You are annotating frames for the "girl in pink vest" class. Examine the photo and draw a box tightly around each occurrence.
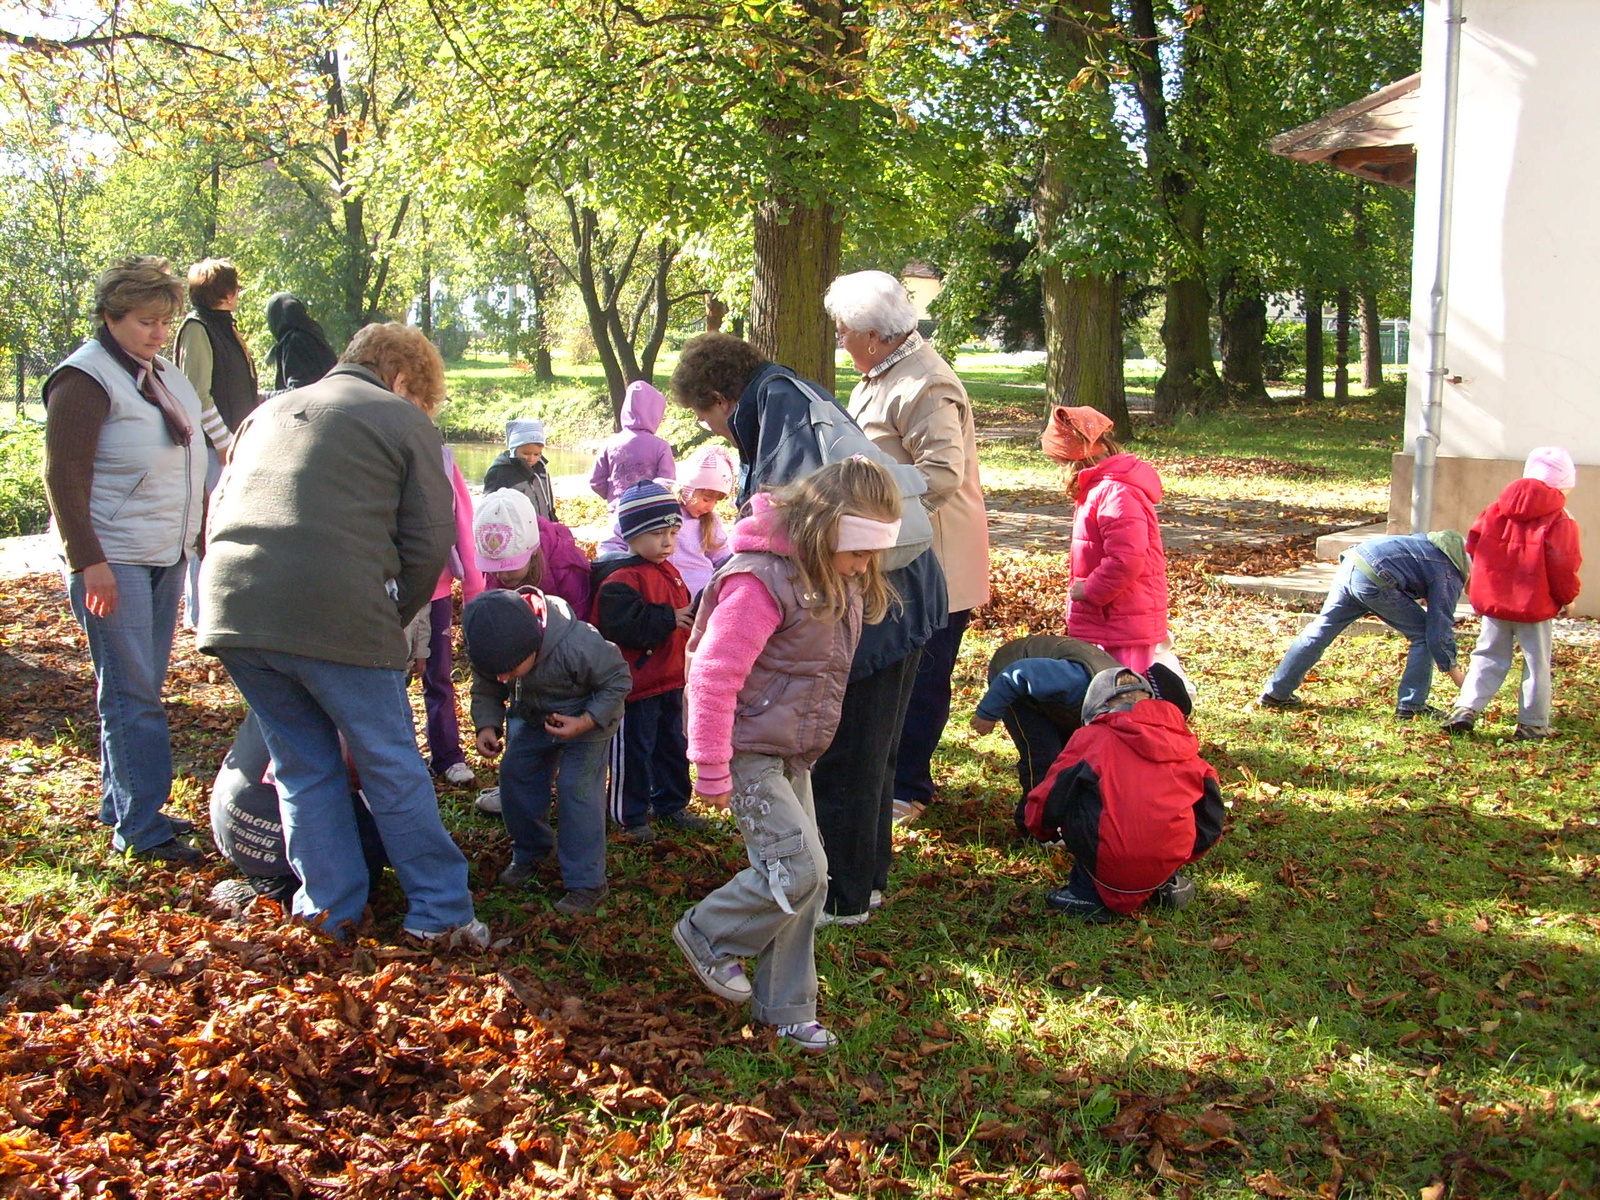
[672,458,902,1055]
[1043,406,1182,680]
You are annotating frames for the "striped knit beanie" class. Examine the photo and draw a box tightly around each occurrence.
[616,479,683,541]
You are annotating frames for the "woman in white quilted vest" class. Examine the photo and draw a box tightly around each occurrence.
[42,256,209,866]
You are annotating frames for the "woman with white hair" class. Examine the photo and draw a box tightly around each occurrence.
[820,269,991,910]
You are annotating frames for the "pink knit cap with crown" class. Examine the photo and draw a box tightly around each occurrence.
[1523,446,1576,490]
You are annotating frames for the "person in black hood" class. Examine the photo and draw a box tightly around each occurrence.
[264,292,338,392]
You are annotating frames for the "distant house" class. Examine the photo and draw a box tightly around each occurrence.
[1272,2,1600,616]
[900,262,943,326]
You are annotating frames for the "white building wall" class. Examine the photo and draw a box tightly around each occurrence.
[1406,0,1600,465]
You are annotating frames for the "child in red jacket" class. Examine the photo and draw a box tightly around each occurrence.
[1041,406,1186,682]
[591,480,704,841]
[1444,447,1583,740]
[1017,666,1224,922]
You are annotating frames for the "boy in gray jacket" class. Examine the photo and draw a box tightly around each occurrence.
[464,588,632,916]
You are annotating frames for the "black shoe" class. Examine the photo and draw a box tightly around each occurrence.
[130,838,206,865]
[1514,723,1553,741]
[1259,692,1305,711]
[1441,707,1477,734]
[1151,872,1195,911]
[620,823,658,844]
[1045,887,1116,923]
[1395,705,1442,721]
[497,858,541,888]
[661,810,713,832]
[165,815,196,836]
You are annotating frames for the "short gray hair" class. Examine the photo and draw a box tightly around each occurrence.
[824,270,918,339]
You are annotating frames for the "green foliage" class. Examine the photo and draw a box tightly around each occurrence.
[0,418,48,536]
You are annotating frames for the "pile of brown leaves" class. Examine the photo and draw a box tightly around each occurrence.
[973,537,1316,636]
[1155,456,1335,481]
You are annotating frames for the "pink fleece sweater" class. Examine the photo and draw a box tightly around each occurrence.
[433,450,486,604]
[685,573,782,794]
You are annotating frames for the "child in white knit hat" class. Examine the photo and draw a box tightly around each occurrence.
[484,418,555,520]
[1444,446,1583,740]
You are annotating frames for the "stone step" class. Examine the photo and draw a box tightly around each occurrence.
[1314,521,1389,562]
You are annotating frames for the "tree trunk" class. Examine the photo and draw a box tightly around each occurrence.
[1303,288,1325,403]
[706,295,727,333]
[566,200,628,422]
[1126,0,1221,420]
[530,273,553,380]
[419,255,433,339]
[1218,270,1269,405]
[1359,290,1382,389]
[1033,0,1128,438]
[751,195,840,391]
[1334,287,1351,402]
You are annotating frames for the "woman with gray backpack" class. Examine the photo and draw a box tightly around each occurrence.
[669,332,947,929]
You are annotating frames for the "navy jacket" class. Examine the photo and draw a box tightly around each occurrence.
[730,363,947,680]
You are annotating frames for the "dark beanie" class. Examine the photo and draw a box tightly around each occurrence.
[463,590,545,677]
[1145,662,1194,718]
[616,479,683,542]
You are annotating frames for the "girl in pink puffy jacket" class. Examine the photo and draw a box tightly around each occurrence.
[1042,406,1174,676]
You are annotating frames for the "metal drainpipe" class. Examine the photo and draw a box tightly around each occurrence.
[1412,0,1465,534]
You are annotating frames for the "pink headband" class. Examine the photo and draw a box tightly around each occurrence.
[835,514,901,552]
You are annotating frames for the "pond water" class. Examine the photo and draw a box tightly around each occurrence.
[446,442,594,484]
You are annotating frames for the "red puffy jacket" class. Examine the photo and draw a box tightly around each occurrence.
[1018,699,1224,914]
[1466,478,1583,623]
[1067,454,1169,646]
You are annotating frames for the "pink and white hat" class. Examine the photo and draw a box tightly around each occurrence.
[1523,446,1577,491]
[678,444,736,496]
[474,489,541,573]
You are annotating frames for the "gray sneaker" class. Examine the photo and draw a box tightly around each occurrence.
[475,787,503,815]
[554,886,609,917]
[777,1021,839,1054]
[672,916,752,1002]
[663,810,713,832]
[1442,707,1477,734]
[620,823,658,844]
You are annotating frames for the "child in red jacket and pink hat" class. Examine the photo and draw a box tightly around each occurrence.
[1042,406,1188,686]
[1443,446,1583,740]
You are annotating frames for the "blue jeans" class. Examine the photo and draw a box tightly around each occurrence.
[65,559,185,853]
[1264,561,1436,710]
[216,648,475,936]
[500,717,610,891]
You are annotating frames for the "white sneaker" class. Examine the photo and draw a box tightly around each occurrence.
[817,908,871,927]
[892,799,926,827]
[475,787,502,815]
[403,918,490,950]
[776,1022,839,1054]
[443,762,476,786]
[869,889,884,909]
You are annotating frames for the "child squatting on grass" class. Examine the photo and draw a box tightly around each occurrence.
[672,457,903,1055]
[1444,446,1584,740]
[1017,667,1225,923]
[461,586,632,917]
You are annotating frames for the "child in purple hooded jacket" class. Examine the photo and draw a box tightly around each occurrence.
[591,381,676,505]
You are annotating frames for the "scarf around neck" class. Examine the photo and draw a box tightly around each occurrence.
[96,324,192,447]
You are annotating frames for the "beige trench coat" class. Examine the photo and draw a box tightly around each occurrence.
[848,340,991,613]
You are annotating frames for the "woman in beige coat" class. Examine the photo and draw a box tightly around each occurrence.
[825,270,991,827]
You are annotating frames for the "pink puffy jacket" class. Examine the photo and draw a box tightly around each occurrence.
[1066,454,1169,647]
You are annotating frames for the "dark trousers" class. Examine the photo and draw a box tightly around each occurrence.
[812,649,921,916]
[893,609,971,805]
[1000,701,1074,797]
[422,596,466,774]
[608,689,691,827]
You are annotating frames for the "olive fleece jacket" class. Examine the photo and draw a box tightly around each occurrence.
[198,364,455,671]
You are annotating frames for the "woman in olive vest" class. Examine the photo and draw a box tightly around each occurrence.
[42,256,209,865]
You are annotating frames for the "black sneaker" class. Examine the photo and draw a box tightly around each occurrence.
[620,823,658,844]
[1441,707,1477,734]
[1151,872,1196,911]
[1045,887,1116,923]
[497,858,541,888]
[1514,723,1552,741]
[1395,705,1443,721]
[662,810,713,832]
[130,838,206,865]
[165,815,196,836]
[1259,692,1305,711]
